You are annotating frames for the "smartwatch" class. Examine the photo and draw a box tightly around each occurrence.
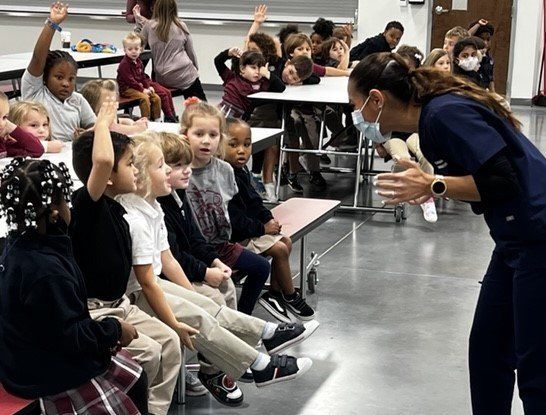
[45,18,62,32]
[431,175,447,197]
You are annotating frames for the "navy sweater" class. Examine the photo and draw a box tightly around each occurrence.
[350,33,392,61]
[229,166,274,242]
[158,190,219,282]
[0,232,121,398]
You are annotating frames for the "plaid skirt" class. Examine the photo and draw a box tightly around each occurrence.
[39,350,142,415]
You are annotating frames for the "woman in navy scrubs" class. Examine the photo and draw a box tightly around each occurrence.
[348,52,546,414]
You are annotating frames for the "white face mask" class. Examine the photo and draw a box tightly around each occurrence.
[458,56,480,72]
[351,95,392,144]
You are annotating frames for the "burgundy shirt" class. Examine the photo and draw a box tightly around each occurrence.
[117,55,152,94]
[0,127,44,158]
[312,63,327,77]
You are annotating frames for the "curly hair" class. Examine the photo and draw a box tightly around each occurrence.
[312,18,335,40]
[248,32,278,64]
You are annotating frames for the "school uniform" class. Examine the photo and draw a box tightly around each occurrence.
[21,70,96,141]
[116,192,267,379]
[70,187,181,415]
[0,126,44,158]
[157,189,237,308]
[419,93,546,414]
[478,52,494,89]
[0,231,141,414]
[349,33,392,61]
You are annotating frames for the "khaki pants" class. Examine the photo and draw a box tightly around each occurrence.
[121,88,162,120]
[133,279,265,378]
[193,278,237,310]
[88,296,181,415]
[383,134,434,175]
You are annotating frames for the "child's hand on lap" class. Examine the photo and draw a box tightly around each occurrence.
[175,322,199,350]
[205,267,227,287]
[265,219,281,235]
[119,321,139,347]
[149,86,155,93]
[228,47,243,58]
[212,258,232,279]
[50,2,68,25]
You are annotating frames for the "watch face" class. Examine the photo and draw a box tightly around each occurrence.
[432,180,446,194]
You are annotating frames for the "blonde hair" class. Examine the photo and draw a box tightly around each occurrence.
[445,26,470,41]
[423,48,449,67]
[180,101,227,158]
[153,0,188,43]
[158,132,193,165]
[123,32,142,48]
[80,79,119,114]
[131,132,163,199]
[9,101,51,140]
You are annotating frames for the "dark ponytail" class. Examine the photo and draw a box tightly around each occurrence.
[350,52,521,130]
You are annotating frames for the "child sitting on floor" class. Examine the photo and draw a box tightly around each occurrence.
[0,157,147,414]
[117,31,177,122]
[225,118,316,322]
[8,100,63,153]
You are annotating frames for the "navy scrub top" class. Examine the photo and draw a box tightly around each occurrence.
[418,93,546,254]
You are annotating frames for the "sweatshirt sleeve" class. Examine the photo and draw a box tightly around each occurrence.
[214,49,235,83]
[184,25,199,70]
[166,227,208,282]
[117,59,144,92]
[350,38,373,61]
[265,72,286,92]
[26,276,121,356]
[6,127,45,157]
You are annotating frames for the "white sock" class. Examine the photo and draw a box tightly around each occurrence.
[261,322,278,340]
[250,353,271,372]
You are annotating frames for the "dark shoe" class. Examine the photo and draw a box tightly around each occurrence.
[279,163,289,185]
[282,291,316,321]
[239,368,254,384]
[287,174,304,194]
[320,154,332,165]
[253,355,313,387]
[309,172,327,189]
[164,114,179,123]
[263,320,320,355]
[197,371,243,407]
[259,291,292,323]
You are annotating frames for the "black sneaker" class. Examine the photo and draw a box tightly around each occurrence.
[259,291,292,323]
[282,291,316,321]
[320,154,332,165]
[253,355,313,388]
[239,368,254,383]
[197,371,243,407]
[262,320,320,355]
[287,174,304,194]
[164,114,178,123]
[309,172,327,189]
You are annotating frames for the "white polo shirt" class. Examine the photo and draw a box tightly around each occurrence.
[115,193,170,296]
[21,69,96,142]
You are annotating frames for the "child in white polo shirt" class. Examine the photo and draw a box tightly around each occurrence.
[21,3,95,141]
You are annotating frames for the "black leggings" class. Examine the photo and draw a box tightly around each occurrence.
[126,369,149,414]
[181,78,207,101]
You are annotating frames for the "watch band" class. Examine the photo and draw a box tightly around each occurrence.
[45,18,62,32]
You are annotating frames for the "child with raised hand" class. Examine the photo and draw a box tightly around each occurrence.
[70,98,184,414]
[117,32,177,122]
[468,19,496,91]
[155,131,237,309]
[215,48,286,119]
[0,92,44,158]
[22,2,96,141]
[0,156,148,414]
[350,21,404,61]
[225,118,316,322]
[317,37,352,70]
[9,101,63,154]
[116,131,317,406]
[80,79,149,135]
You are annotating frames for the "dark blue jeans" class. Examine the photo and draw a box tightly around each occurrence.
[234,248,270,315]
[469,248,546,414]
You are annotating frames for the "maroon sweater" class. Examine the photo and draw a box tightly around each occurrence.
[0,127,44,158]
[214,49,285,117]
[117,55,152,94]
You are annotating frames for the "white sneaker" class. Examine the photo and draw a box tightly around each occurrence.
[298,155,310,173]
[185,370,208,396]
[264,183,278,203]
[420,198,438,223]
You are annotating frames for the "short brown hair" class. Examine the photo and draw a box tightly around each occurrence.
[288,55,313,81]
[123,32,142,48]
[159,132,193,165]
[445,26,470,41]
[284,33,312,57]
[319,37,343,62]
[80,79,119,114]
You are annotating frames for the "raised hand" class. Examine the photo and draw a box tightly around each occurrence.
[228,47,243,58]
[50,2,68,25]
[96,98,119,128]
[253,5,268,23]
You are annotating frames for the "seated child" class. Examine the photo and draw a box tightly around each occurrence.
[215,48,285,119]
[317,37,352,70]
[153,131,238,310]
[80,79,148,135]
[452,37,488,89]
[468,19,496,91]
[181,99,272,315]
[225,118,316,322]
[333,24,353,48]
[310,17,335,59]
[350,21,404,61]
[423,48,451,72]
[0,157,147,414]
[117,31,177,122]
[0,92,44,158]
[21,3,96,141]
[442,26,470,58]
[9,100,63,153]
[116,131,317,406]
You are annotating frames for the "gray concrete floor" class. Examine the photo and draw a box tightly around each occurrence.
[167,101,545,414]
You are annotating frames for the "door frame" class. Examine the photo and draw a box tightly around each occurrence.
[425,0,519,99]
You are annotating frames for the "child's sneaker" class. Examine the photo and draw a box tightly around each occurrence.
[420,197,438,223]
[251,172,267,196]
[263,320,320,355]
[287,174,304,194]
[185,370,208,396]
[259,291,291,323]
[197,371,243,407]
[298,155,310,173]
[282,290,316,321]
[239,368,254,383]
[264,182,278,203]
[309,172,327,189]
[253,355,313,387]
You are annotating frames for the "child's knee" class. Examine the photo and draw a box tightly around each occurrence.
[280,236,293,252]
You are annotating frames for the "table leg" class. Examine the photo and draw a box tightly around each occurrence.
[352,132,364,208]
[275,103,287,199]
[176,349,186,405]
[300,236,307,300]
[97,66,103,79]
